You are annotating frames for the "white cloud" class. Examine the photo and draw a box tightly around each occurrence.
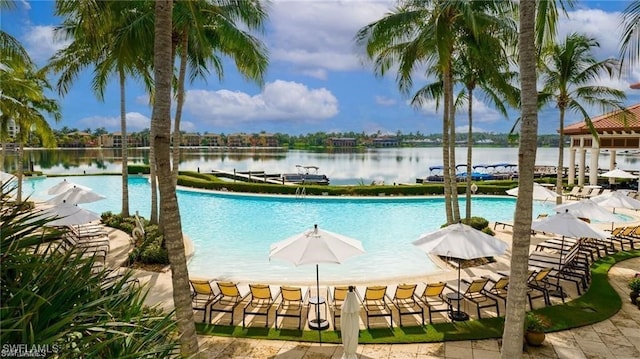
[559,9,623,60]
[184,80,339,127]
[375,95,396,106]
[23,25,70,63]
[78,112,150,131]
[268,0,393,75]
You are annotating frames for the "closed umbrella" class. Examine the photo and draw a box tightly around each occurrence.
[340,286,359,359]
[46,187,106,205]
[506,182,560,201]
[270,224,365,342]
[47,179,91,195]
[412,223,509,321]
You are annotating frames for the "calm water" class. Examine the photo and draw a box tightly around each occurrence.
[4,147,639,185]
[24,175,560,284]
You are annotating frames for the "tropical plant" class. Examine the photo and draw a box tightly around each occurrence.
[619,1,640,73]
[525,312,551,332]
[151,0,199,355]
[628,277,640,292]
[0,187,179,358]
[538,32,626,204]
[50,0,155,218]
[356,0,515,225]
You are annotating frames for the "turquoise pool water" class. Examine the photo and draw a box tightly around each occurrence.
[22,175,596,283]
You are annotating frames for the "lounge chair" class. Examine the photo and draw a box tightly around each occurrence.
[565,187,582,200]
[482,274,509,305]
[417,282,449,324]
[387,283,424,326]
[275,286,308,329]
[457,278,500,319]
[329,286,350,329]
[529,242,589,296]
[357,285,393,328]
[209,282,249,325]
[189,279,218,322]
[243,284,274,328]
[526,268,555,307]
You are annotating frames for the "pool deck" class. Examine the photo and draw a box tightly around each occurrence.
[103,209,640,358]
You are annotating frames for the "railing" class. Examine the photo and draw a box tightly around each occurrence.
[295,186,306,199]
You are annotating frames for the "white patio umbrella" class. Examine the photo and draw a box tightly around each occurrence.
[46,187,106,205]
[555,199,620,223]
[340,286,359,359]
[591,190,640,213]
[412,223,509,321]
[47,179,91,195]
[599,168,637,179]
[41,203,101,226]
[506,182,560,201]
[531,211,609,240]
[270,224,365,341]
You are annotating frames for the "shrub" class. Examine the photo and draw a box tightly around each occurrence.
[461,216,490,230]
[628,277,640,292]
[101,212,169,266]
[525,312,551,332]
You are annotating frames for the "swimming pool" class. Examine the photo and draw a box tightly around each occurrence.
[24,175,571,283]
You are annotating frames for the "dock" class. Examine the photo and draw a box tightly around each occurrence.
[210,169,297,185]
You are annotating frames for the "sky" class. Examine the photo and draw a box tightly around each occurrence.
[3,0,640,136]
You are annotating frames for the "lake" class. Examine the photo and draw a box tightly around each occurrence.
[2,147,638,185]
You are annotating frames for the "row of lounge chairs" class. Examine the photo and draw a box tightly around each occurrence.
[565,187,612,200]
[189,271,557,329]
[55,223,111,272]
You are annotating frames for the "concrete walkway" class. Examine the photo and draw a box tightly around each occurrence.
[104,225,640,358]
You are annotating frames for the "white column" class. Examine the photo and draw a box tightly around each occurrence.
[589,141,599,185]
[578,148,586,186]
[568,148,576,185]
[609,150,617,185]
[578,138,585,186]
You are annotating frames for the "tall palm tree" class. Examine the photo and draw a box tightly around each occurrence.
[538,33,625,204]
[151,0,199,355]
[501,1,539,356]
[501,0,578,356]
[49,0,154,218]
[356,0,513,224]
[170,0,268,186]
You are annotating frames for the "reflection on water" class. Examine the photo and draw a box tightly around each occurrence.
[2,147,637,185]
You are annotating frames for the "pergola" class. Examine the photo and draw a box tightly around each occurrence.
[563,103,640,186]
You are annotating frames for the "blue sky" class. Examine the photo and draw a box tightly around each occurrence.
[4,0,640,135]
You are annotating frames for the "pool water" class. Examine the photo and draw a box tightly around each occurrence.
[23,175,578,283]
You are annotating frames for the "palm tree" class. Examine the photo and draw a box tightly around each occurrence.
[170,0,268,186]
[500,2,539,356]
[49,0,154,218]
[356,0,514,224]
[500,0,579,355]
[538,33,625,204]
[619,0,640,72]
[151,0,199,355]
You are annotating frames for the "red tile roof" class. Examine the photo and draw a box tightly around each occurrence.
[631,82,640,89]
[563,103,640,135]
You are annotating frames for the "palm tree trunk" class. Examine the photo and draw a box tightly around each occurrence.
[556,108,565,204]
[465,87,474,220]
[152,1,199,356]
[446,66,460,222]
[16,143,24,203]
[442,72,453,224]
[120,69,130,217]
[172,32,188,187]
[501,1,537,357]
[150,129,158,225]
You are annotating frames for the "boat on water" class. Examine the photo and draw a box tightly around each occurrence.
[417,163,520,183]
[281,165,330,185]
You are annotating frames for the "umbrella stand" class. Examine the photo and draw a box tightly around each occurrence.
[449,258,470,321]
[308,264,329,343]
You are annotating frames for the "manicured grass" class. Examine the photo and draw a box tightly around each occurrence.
[196,250,639,343]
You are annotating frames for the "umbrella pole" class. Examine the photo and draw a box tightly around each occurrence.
[550,236,567,298]
[316,264,322,344]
